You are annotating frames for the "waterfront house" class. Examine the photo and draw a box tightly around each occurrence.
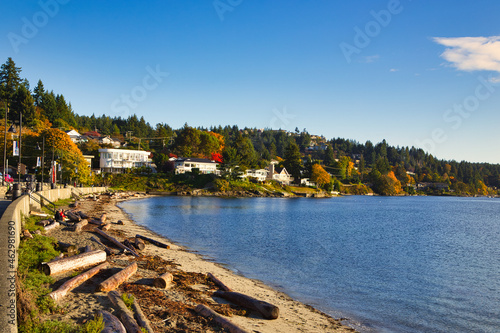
[173,157,219,175]
[99,148,153,173]
[266,163,294,185]
[242,169,268,182]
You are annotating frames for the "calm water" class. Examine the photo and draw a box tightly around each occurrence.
[119,196,500,332]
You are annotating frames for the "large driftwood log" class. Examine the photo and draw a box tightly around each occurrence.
[66,211,81,222]
[208,273,232,292]
[153,272,173,289]
[214,291,279,319]
[44,221,60,232]
[48,262,109,301]
[41,250,107,276]
[108,290,142,333]
[97,262,137,292]
[135,234,170,249]
[73,219,88,232]
[98,310,126,333]
[94,228,140,257]
[130,294,154,333]
[195,304,249,333]
[133,238,145,250]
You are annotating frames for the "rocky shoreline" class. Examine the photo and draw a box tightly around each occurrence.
[149,189,330,198]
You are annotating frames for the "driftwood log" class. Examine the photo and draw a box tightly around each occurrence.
[89,219,105,226]
[133,238,145,250]
[153,272,173,289]
[208,273,232,292]
[41,249,107,276]
[195,304,249,333]
[130,294,154,333]
[48,262,109,301]
[44,221,60,232]
[101,223,111,231]
[94,228,140,257]
[57,241,77,255]
[97,262,137,292]
[100,213,107,223]
[135,234,170,249]
[98,310,126,333]
[77,211,89,219]
[90,236,118,256]
[214,291,279,319]
[66,211,81,222]
[108,291,142,333]
[36,219,51,227]
[73,219,88,232]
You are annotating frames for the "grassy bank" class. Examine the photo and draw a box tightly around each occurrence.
[17,206,104,332]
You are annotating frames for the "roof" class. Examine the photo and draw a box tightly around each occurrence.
[175,157,217,164]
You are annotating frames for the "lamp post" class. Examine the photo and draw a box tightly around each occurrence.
[2,101,8,186]
[18,112,22,183]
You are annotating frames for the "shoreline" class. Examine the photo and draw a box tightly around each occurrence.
[44,192,356,332]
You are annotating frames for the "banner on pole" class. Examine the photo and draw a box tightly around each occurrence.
[36,157,41,167]
[13,141,19,156]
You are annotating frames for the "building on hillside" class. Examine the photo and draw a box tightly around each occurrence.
[173,157,219,175]
[301,178,317,187]
[242,169,268,182]
[266,163,294,185]
[99,136,121,148]
[99,148,154,173]
[65,130,86,144]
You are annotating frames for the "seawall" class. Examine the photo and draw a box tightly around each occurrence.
[0,186,107,333]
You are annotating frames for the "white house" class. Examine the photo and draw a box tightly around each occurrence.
[99,136,121,148]
[266,163,294,185]
[99,148,153,173]
[65,130,86,143]
[242,169,268,182]
[173,158,219,175]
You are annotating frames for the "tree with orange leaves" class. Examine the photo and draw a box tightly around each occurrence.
[311,164,331,188]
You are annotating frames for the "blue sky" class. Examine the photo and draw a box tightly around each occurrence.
[1,0,500,163]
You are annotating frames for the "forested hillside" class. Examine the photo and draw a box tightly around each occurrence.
[1,57,499,196]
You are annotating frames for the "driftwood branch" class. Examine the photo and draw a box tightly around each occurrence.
[130,295,154,333]
[135,234,170,249]
[73,219,88,232]
[48,262,109,301]
[94,228,140,257]
[97,262,137,292]
[108,291,142,333]
[44,221,60,232]
[208,273,232,292]
[41,250,107,276]
[214,290,279,319]
[195,304,249,333]
[99,310,126,333]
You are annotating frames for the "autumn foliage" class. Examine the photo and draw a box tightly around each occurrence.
[311,164,331,188]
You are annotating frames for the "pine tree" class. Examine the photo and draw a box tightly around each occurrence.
[283,141,302,183]
[0,57,22,102]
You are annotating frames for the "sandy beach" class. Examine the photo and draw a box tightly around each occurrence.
[44,192,356,332]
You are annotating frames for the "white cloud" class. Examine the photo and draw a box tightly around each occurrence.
[433,36,500,73]
[389,68,399,72]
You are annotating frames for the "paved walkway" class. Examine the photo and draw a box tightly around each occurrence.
[0,198,17,333]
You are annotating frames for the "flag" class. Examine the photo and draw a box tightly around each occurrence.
[37,157,41,167]
[58,164,61,171]
[13,141,19,156]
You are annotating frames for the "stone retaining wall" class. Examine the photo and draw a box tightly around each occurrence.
[0,187,107,333]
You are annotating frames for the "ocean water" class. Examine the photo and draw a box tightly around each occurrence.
[119,196,500,332]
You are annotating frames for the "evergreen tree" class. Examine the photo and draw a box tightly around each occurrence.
[11,85,36,126]
[283,141,302,183]
[323,144,335,166]
[32,79,45,106]
[0,57,22,101]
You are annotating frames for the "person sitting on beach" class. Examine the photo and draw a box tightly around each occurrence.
[55,209,67,222]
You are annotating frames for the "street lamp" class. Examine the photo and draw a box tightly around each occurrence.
[2,101,8,186]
